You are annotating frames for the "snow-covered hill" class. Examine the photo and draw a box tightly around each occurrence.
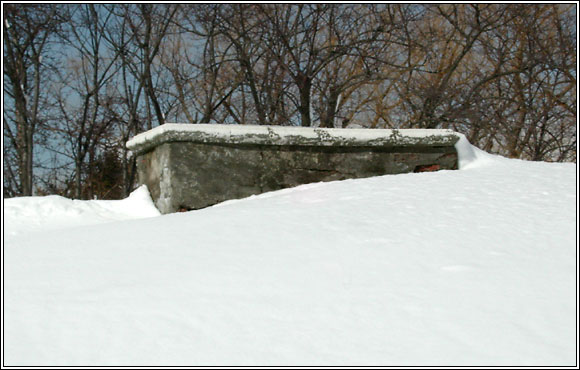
[3,137,577,366]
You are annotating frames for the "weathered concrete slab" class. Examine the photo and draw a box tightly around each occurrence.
[127,124,460,214]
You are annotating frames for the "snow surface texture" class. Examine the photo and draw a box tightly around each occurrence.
[3,136,577,366]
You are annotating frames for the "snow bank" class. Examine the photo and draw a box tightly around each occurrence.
[3,139,577,366]
[4,185,160,236]
[454,133,510,170]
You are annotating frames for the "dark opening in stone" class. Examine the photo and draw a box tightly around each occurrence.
[414,164,441,172]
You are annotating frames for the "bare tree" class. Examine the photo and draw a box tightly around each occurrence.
[50,4,123,199]
[312,5,410,128]
[161,5,245,124]
[3,4,61,195]
[492,5,576,161]
[113,4,179,129]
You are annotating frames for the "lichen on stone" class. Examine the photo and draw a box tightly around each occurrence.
[126,123,460,155]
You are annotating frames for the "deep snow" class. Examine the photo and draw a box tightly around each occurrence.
[3,136,577,366]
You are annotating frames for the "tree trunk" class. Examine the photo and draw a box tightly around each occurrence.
[75,158,83,199]
[297,73,312,127]
[321,88,340,128]
[19,128,34,196]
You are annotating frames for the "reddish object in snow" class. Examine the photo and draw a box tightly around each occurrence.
[414,164,441,172]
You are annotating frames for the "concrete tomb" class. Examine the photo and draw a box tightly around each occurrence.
[126,124,460,214]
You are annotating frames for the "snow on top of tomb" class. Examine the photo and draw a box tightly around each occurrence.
[126,123,460,154]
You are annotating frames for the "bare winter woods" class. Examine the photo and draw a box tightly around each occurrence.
[3,4,577,199]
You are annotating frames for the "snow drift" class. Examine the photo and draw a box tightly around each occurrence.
[4,185,160,236]
[3,137,577,366]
